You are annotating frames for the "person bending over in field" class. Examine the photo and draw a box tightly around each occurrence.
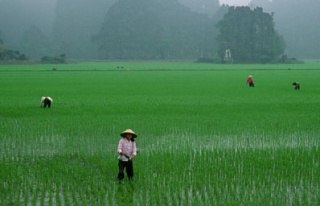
[247,75,254,87]
[40,96,53,108]
[292,82,300,90]
[117,129,138,180]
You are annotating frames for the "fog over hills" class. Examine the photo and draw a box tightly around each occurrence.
[0,0,319,59]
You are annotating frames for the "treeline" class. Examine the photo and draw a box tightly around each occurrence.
[0,39,27,61]
[1,0,318,62]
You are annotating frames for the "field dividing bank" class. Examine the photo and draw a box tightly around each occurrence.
[0,61,320,71]
[0,63,319,205]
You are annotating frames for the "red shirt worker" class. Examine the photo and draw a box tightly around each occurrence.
[247,75,254,87]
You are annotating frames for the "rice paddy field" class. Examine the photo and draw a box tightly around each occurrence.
[0,61,319,205]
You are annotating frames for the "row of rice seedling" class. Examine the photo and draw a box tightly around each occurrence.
[1,144,318,205]
[1,62,319,205]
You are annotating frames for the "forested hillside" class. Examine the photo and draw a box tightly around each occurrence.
[216,7,285,63]
[0,0,55,58]
[96,0,216,60]
[0,0,319,60]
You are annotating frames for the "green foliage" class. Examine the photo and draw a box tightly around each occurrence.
[41,54,66,64]
[216,6,285,63]
[0,38,4,52]
[0,47,27,61]
[0,37,28,62]
[0,62,319,205]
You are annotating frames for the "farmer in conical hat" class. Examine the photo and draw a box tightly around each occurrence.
[40,96,53,108]
[117,129,138,180]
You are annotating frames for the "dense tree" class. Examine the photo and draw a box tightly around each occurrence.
[96,0,215,60]
[216,6,285,63]
[0,38,27,61]
[0,38,5,52]
[208,4,230,60]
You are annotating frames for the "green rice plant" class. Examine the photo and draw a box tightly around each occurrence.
[0,62,319,205]
[70,185,80,206]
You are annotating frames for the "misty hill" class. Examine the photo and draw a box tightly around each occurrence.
[0,0,55,58]
[0,0,319,60]
[95,0,216,60]
[52,0,117,59]
[249,0,320,59]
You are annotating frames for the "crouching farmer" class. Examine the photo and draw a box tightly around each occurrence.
[40,96,53,108]
[292,82,300,90]
[117,129,138,180]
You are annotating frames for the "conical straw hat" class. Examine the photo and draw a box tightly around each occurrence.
[120,129,137,138]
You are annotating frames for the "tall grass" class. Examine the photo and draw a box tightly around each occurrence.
[0,62,319,205]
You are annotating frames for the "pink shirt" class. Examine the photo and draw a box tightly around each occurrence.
[117,138,137,161]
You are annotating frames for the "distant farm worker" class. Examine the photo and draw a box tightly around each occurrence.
[40,96,53,108]
[292,82,300,90]
[117,129,138,180]
[247,75,254,87]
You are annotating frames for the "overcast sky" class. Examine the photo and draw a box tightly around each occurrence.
[220,0,251,6]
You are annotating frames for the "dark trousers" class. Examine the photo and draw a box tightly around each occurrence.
[43,98,51,108]
[249,82,254,87]
[118,160,133,180]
